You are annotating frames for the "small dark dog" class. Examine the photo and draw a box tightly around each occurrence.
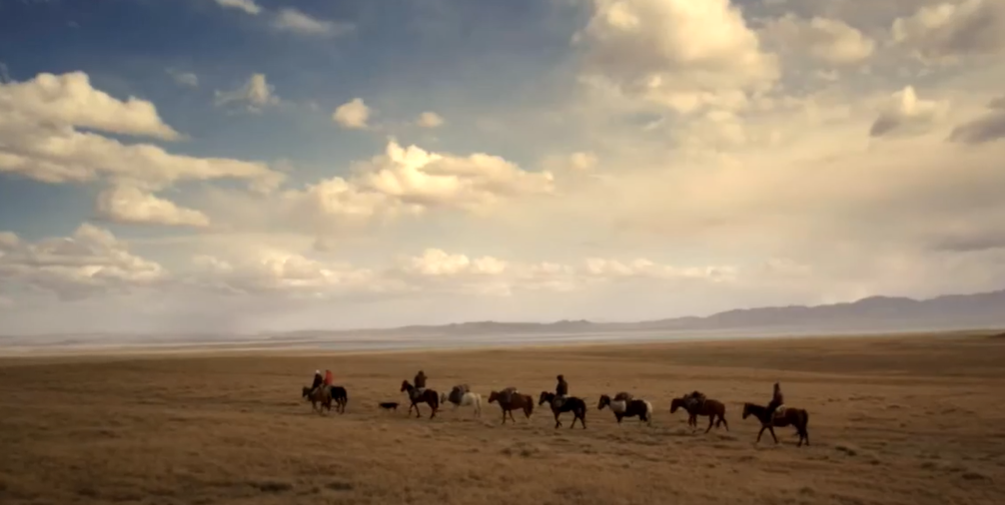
[378,402,399,412]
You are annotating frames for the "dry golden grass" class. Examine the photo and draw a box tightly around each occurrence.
[2,332,1004,505]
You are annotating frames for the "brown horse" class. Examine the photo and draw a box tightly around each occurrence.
[742,402,810,446]
[538,392,587,429]
[301,385,332,415]
[670,397,728,433]
[400,380,439,419]
[487,390,535,424]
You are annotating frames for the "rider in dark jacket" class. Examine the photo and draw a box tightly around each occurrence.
[767,382,784,412]
[414,370,427,391]
[310,370,323,394]
[555,374,569,406]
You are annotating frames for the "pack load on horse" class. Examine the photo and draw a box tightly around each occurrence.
[447,384,470,405]
[683,390,706,410]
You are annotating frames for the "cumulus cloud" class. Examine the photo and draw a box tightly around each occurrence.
[214,0,261,15]
[214,73,279,112]
[96,185,211,228]
[870,86,946,137]
[891,0,1005,63]
[575,0,779,113]
[949,95,1005,144]
[761,14,876,66]
[272,8,353,37]
[0,223,167,301]
[0,71,284,193]
[416,111,445,128]
[332,98,371,129]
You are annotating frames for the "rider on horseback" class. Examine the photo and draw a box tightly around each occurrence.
[767,382,784,413]
[554,374,568,408]
[413,370,428,399]
[310,370,323,395]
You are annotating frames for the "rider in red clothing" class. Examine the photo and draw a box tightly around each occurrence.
[324,370,333,387]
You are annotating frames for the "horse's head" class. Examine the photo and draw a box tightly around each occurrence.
[597,395,611,410]
[488,391,499,404]
[538,391,553,406]
[742,403,753,419]
[670,397,682,413]
[301,386,311,399]
[400,380,410,393]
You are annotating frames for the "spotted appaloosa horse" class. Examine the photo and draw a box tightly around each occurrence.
[487,390,534,424]
[538,391,587,429]
[440,389,483,417]
[598,394,653,425]
[670,396,728,433]
[400,380,439,419]
[742,402,810,446]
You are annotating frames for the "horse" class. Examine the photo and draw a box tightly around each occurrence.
[670,397,729,433]
[598,394,653,425]
[742,402,810,446]
[538,392,587,429]
[400,380,439,419]
[328,385,348,414]
[440,390,483,417]
[487,390,535,424]
[301,385,332,415]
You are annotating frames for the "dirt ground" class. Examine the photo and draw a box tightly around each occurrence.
[1,332,1003,505]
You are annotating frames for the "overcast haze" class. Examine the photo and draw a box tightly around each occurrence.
[2,0,1005,335]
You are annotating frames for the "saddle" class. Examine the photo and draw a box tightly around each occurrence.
[448,384,469,404]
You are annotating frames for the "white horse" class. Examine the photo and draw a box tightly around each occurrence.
[440,391,482,417]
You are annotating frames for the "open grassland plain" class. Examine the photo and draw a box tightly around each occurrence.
[1,332,1004,505]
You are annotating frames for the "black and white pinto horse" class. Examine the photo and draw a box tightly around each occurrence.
[439,385,482,417]
[598,394,653,425]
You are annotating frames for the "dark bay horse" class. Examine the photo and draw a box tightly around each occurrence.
[538,392,587,429]
[670,397,728,433]
[302,386,331,415]
[598,394,653,425]
[329,386,348,414]
[742,402,810,446]
[400,380,439,419]
[487,390,535,424]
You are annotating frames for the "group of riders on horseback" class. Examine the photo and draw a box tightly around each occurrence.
[311,367,785,417]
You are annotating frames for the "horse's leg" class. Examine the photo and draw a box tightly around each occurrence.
[705,415,714,433]
[768,425,778,444]
[553,410,561,429]
[721,415,729,431]
[429,403,437,420]
[756,425,766,443]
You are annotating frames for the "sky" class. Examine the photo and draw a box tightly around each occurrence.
[1,0,1005,335]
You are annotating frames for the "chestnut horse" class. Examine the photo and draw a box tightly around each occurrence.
[538,392,587,429]
[742,402,810,446]
[487,390,535,424]
[301,386,332,415]
[400,380,439,419]
[670,397,728,433]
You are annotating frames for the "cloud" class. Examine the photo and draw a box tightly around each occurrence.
[892,0,1005,64]
[272,8,354,37]
[575,0,779,113]
[0,71,178,140]
[96,185,211,228]
[214,0,261,16]
[0,223,167,301]
[761,14,876,66]
[870,86,946,137]
[214,73,279,112]
[0,71,284,192]
[416,111,445,128]
[949,95,1005,144]
[332,98,371,129]
[166,68,199,88]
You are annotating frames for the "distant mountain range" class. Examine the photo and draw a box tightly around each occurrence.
[2,289,1003,351]
[338,288,1005,337]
